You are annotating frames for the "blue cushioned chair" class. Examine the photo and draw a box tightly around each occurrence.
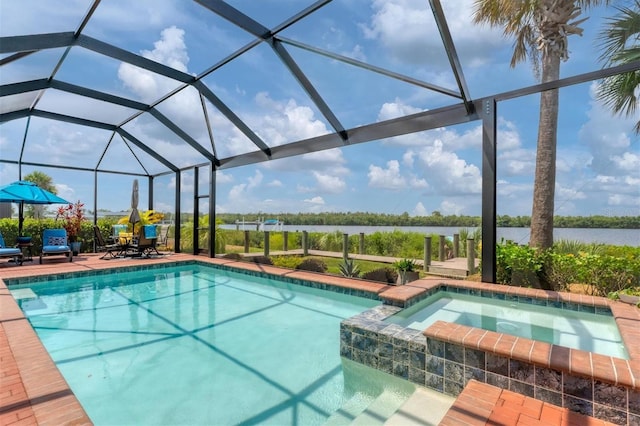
[0,232,23,265]
[40,229,73,263]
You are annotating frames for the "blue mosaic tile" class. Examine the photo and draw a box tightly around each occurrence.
[531,298,547,306]
[509,379,534,397]
[409,368,426,386]
[564,395,593,417]
[493,292,506,300]
[563,302,581,312]
[535,388,563,407]
[425,355,444,376]
[425,373,444,393]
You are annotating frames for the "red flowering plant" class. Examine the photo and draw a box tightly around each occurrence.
[56,200,86,242]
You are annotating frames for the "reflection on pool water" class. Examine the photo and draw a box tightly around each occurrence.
[384,291,628,359]
[9,264,414,425]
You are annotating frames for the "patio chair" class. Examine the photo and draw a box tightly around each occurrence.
[93,225,125,259]
[0,232,23,265]
[40,229,73,263]
[129,225,160,258]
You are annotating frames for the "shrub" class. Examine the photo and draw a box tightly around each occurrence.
[249,255,273,265]
[272,256,303,269]
[361,267,397,284]
[574,253,640,296]
[296,258,328,273]
[495,241,545,287]
[542,252,579,292]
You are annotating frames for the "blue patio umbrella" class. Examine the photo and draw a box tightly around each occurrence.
[0,180,70,235]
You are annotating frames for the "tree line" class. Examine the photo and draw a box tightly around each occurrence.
[216,212,640,229]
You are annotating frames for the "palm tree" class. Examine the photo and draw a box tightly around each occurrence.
[473,0,607,249]
[23,171,57,219]
[597,0,640,133]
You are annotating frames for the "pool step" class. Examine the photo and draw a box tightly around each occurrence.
[350,389,409,425]
[323,392,372,425]
[383,386,455,425]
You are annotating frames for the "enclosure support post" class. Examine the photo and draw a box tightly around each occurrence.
[264,231,270,256]
[439,235,445,261]
[480,98,497,283]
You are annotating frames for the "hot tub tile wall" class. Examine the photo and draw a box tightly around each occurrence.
[340,281,640,426]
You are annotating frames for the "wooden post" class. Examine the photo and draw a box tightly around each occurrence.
[424,236,432,270]
[467,238,475,274]
[243,230,249,253]
[264,231,270,256]
[359,233,365,254]
[343,233,349,261]
[283,231,288,251]
[439,235,446,261]
[453,234,459,257]
[302,231,308,256]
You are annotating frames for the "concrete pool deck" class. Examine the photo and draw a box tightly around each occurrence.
[0,253,636,425]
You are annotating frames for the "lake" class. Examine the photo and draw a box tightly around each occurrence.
[220,224,640,246]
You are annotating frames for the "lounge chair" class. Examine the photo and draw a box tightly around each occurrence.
[128,225,160,258]
[93,225,125,259]
[40,229,73,263]
[0,232,23,265]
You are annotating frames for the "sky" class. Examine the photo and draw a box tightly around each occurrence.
[0,0,638,220]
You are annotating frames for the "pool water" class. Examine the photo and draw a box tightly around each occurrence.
[10,264,414,425]
[384,291,628,359]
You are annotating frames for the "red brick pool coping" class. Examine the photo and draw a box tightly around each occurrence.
[1,254,637,425]
[440,380,616,426]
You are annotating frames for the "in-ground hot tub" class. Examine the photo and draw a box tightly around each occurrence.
[340,282,639,424]
[383,290,628,359]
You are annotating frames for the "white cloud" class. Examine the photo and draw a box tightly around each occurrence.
[612,152,640,172]
[368,160,407,189]
[251,92,329,145]
[313,172,347,193]
[439,200,464,215]
[413,202,428,216]
[415,140,481,194]
[579,82,637,176]
[362,0,504,68]
[304,196,325,205]
[227,170,263,200]
[216,171,234,184]
[267,180,283,187]
[118,26,190,103]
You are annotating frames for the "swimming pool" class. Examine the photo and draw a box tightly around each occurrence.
[384,291,628,359]
[9,263,414,425]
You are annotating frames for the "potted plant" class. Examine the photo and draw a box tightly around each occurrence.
[56,200,86,255]
[393,258,420,285]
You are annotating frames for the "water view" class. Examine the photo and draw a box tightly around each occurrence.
[221,225,639,246]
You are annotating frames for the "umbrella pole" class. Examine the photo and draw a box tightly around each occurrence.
[18,202,24,236]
